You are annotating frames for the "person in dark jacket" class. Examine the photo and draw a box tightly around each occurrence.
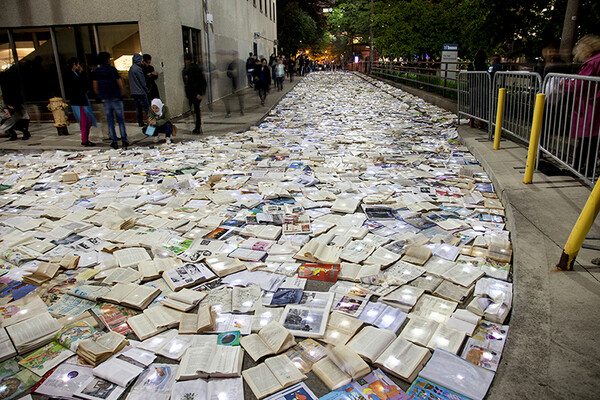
[0,102,30,141]
[92,51,128,149]
[129,53,149,127]
[246,53,256,88]
[183,54,207,134]
[253,58,271,106]
[64,57,97,147]
[148,98,173,144]
[142,54,160,101]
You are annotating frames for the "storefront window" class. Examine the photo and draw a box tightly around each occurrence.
[54,25,97,85]
[97,23,140,98]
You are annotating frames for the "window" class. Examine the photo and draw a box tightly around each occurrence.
[260,0,262,12]
[253,0,256,8]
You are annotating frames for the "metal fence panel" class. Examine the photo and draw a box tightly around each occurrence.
[540,73,600,185]
[457,71,491,131]
[490,71,542,142]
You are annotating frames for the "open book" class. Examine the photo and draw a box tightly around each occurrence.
[312,344,371,390]
[242,354,307,399]
[374,336,431,382]
[322,311,363,346]
[176,343,244,380]
[179,305,216,334]
[171,377,243,400]
[101,283,161,310]
[128,305,181,340]
[6,311,61,354]
[162,288,207,312]
[93,347,157,387]
[240,320,296,361]
[162,262,216,291]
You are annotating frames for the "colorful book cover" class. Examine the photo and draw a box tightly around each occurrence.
[91,303,138,335]
[320,384,366,400]
[271,288,303,305]
[18,343,74,376]
[352,369,410,400]
[0,278,37,301]
[217,331,240,346]
[406,377,471,400]
[297,264,339,282]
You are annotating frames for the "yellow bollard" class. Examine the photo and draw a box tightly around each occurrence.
[493,88,506,150]
[523,93,546,184]
[557,179,600,270]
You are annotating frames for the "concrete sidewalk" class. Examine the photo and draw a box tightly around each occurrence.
[458,126,600,399]
[0,79,300,152]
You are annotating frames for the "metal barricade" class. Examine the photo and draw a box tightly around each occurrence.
[457,71,491,132]
[540,73,600,185]
[490,71,542,142]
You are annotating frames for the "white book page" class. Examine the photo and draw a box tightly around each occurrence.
[264,354,306,387]
[6,312,60,348]
[346,326,395,362]
[242,363,281,399]
[209,346,241,375]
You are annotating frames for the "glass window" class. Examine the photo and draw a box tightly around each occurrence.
[97,23,140,98]
[0,29,19,104]
[54,25,97,93]
[11,28,60,103]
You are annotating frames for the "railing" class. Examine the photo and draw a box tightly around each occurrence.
[540,73,600,185]
[457,71,491,133]
[490,71,542,142]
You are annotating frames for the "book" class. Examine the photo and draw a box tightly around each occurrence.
[127,305,180,340]
[161,288,207,312]
[357,302,408,332]
[34,364,94,399]
[171,377,244,400]
[374,336,431,382]
[406,376,471,400]
[0,328,16,362]
[270,288,303,305]
[5,311,61,354]
[321,368,411,400]
[91,303,138,335]
[204,254,245,277]
[279,291,334,338]
[263,382,319,400]
[0,294,47,328]
[283,338,328,373]
[100,283,161,310]
[73,376,125,400]
[76,331,129,366]
[312,344,371,390]
[178,305,217,334]
[297,263,340,282]
[461,320,508,371]
[242,354,308,399]
[176,343,244,380]
[92,347,157,387]
[418,349,495,400]
[322,311,363,346]
[347,325,397,363]
[380,285,425,312]
[240,320,296,361]
[127,363,178,400]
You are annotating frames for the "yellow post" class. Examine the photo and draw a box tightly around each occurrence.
[523,93,546,184]
[493,88,506,150]
[557,179,600,270]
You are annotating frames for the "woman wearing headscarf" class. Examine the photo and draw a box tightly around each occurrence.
[148,98,173,144]
[64,57,97,146]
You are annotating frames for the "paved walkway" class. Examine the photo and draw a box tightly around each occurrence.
[0,80,300,152]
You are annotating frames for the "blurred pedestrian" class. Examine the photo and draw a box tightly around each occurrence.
[142,54,160,101]
[93,51,128,149]
[224,51,244,117]
[0,101,30,141]
[148,98,173,145]
[488,55,502,78]
[129,53,150,127]
[246,53,256,88]
[275,58,285,91]
[253,58,271,106]
[570,35,600,176]
[269,53,277,88]
[64,57,97,147]
[183,54,207,134]
[288,57,296,82]
[467,49,487,129]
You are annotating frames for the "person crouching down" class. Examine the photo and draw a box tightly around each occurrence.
[148,99,173,144]
[1,102,30,141]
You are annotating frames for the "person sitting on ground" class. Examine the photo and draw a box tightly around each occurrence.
[0,102,30,141]
[148,98,173,145]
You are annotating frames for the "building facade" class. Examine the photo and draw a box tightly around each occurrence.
[0,0,277,116]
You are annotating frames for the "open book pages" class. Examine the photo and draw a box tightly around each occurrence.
[322,311,363,346]
[346,325,397,363]
[426,323,466,354]
[411,294,458,324]
[92,347,156,387]
[446,309,481,336]
[204,255,245,277]
[400,315,440,346]
[76,331,129,366]
[6,311,61,354]
[380,285,425,311]
[232,284,262,313]
[119,284,161,310]
[312,344,370,391]
[126,363,179,400]
[357,302,407,332]
[162,262,216,291]
[113,247,151,268]
[176,344,243,380]
[162,288,207,312]
[401,245,433,266]
[179,305,217,334]
[240,320,296,361]
[280,292,334,338]
[433,280,474,303]
[127,305,181,341]
[374,336,431,382]
[199,286,232,313]
[0,294,47,328]
[73,376,125,400]
[68,285,112,302]
[243,354,307,399]
[0,328,16,362]
[102,267,141,285]
[461,321,508,372]
[171,377,243,400]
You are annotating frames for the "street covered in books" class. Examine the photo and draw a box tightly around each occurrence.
[0,72,513,399]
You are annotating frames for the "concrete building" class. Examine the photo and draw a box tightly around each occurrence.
[0,0,278,117]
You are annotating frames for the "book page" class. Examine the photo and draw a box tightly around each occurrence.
[122,285,159,309]
[196,305,215,331]
[177,346,213,379]
[169,289,206,305]
[346,326,396,362]
[102,283,137,304]
[127,314,159,341]
[258,320,294,353]
[312,357,351,390]
[93,356,144,387]
[6,312,60,349]
[113,247,151,268]
[179,313,199,334]
[242,362,282,399]
[240,333,273,361]
[209,346,241,375]
[331,344,371,379]
[264,354,306,387]
[375,336,430,381]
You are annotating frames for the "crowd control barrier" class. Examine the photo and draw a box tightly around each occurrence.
[457,71,492,135]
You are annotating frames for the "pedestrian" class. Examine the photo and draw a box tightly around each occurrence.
[147,98,173,145]
[253,58,271,106]
[570,35,600,177]
[142,54,160,101]
[275,58,285,91]
[0,101,30,141]
[183,54,207,134]
[246,53,256,88]
[269,54,277,87]
[288,57,296,82]
[488,55,502,78]
[224,51,244,117]
[92,51,128,149]
[467,49,488,129]
[64,57,97,147]
[129,53,150,127]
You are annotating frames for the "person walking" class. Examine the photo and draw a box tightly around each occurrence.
[269,53,277,88]
[129,53,150,127]
[288,57,296,82]
[64,57,97,147]
[224,51,244,117]
[183,54,207,134]
[142,54,160,101]
[92,51,128,149]
[275,58,285,91]
[253,58,271,106]
[246,53,256,88]
[148,98,174,145]
[0,101,30,141]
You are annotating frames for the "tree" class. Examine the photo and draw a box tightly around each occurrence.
[278,2,320,56]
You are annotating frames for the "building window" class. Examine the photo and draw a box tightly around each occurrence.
[259,0,262,12]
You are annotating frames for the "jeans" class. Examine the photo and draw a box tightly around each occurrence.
[247,71,254,86]
[101,100,127,142]
[132,94,149,126]
[155,122,173,137]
